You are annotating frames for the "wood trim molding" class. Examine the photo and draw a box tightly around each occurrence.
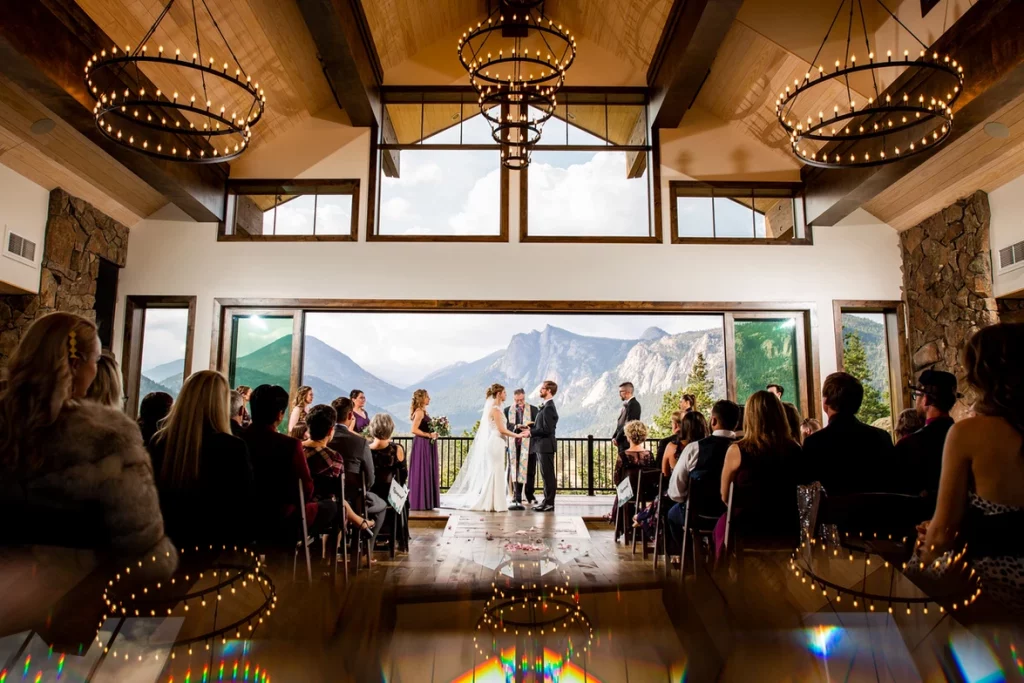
[121,295,197,418]
[211,298,819,313]
[832,299,911,411]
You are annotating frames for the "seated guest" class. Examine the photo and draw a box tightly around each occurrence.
[303,404,375,533]
[895,408,925,442]
[613,420,655,540]
[734,406,745,439]
[0,313,176,578]
[657,411,683,472]
[303,404,344,498]
[767,384,785,399]
[896,370,958,499]
[243,385,337,541]
[229,390,246,437]
[235,385,252,427]
[800,372,896,495]
[799,418,822,442]
[85,352,122,408]
[920,323,1024,614]
[288,385,313,434]
[662,411,709,477]
[351,389,371,434]
[679,393,696,415]
[138,391,173,445]
[290,424,309,441]
[665,400,739,554]
[717,391,802,555]
[367,413,409,552]
[782,402,802,442]
[329,396,387,556]
[148,370,253,546]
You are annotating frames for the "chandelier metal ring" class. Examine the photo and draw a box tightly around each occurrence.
[458,21,577,91]
[86,52,264,163]
[478,87,557,148]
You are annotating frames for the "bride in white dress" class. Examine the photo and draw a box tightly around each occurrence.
[442,383,527,512]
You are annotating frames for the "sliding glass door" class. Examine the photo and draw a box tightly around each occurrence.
[725,312,809,415]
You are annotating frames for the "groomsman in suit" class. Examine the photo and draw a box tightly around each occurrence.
[524,380,559,512]
[612,382,642,455]
[505,388,539,510]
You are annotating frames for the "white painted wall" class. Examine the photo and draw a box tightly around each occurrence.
[113,208,903,391]
[989,174,1024,298]
[0,164,50,294]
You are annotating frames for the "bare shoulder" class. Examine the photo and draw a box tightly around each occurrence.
[950,414,1020,445]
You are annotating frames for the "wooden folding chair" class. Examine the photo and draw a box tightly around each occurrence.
[293,480,313,583]
[632,467,661,557]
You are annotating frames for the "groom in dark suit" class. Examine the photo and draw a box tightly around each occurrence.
[505,388,539,510]
[525,380,559,512]
[612,382,642,455]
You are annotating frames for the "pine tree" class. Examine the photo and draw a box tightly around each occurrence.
[843,332,890,424]
[650,352,717,437]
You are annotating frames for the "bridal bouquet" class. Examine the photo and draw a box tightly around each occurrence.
[428,416,450,444]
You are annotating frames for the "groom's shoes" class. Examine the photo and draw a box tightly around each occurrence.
[534,504,554,512]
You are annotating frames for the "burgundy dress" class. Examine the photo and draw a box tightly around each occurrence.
[409,414,440,510]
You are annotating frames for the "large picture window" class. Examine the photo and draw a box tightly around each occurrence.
[222,180,359,241]
[121,296,196,417]
[670,181,811,245]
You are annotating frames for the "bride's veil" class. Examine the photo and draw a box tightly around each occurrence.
[443,397,500,506]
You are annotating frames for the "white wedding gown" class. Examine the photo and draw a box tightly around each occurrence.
[442,398,508,512]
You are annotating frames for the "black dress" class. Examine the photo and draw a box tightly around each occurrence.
[371,442,410,551]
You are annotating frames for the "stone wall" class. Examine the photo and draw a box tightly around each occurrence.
[900,190,997,416]
[0,189,128,366]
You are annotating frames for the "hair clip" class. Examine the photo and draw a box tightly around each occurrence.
[68,330,79,360]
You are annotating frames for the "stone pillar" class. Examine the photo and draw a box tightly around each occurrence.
[900,190,997,417]
[0,189,128,366]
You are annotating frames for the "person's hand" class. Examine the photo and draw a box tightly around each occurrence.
[431,432,440,440]
[915,520,930,545]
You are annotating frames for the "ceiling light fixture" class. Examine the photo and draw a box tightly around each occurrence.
[776,0,964,169]
[84,0,265,164]
[458,0,577,169]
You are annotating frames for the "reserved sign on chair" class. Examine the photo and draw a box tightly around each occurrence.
[617,478,634,507]
[388,479,409,513]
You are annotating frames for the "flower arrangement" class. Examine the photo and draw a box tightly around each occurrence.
[428,416,450,443]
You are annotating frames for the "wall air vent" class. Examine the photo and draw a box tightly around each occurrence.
[3,227,38,266]
[998,239,1024,275]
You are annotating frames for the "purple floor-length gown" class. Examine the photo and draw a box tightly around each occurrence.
[409,413,440,510]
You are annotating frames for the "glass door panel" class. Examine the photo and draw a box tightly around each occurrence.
[727,313,807,414]
[225,312,299,434]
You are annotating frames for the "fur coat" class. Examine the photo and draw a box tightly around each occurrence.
[13,400,178,579]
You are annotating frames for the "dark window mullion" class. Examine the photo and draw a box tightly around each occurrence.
[711,188,717,239]
[312,192,318,236]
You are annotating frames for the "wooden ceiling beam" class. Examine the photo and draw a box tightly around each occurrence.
[0,0,228,222]
[647,0,744,130]
[802,0,1024,227]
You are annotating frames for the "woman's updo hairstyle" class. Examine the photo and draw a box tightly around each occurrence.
[486,383,505,399]
[964,322,1024,437]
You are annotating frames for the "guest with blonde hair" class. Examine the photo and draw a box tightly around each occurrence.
[288,385,314,434]
[613,419,655,540]
[368,412,408,551]
[0,312,176,578]
[717,390,802,556]
[85,351,122,409]
[408,389,440,510]
[148,370,253,545]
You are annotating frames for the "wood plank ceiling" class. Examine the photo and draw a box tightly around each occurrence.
[75,0,335,150]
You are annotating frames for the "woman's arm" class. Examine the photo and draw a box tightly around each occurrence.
[492,407,519,438]
[288,406,301,432]
[410,409,433,438]
[720,444,741,503]
[921,422,972,563]
[662,442,679,477]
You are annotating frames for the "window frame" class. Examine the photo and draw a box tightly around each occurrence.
[833,300,911,418]
[121,295,197,418]
[669,180,813,246]
[220,178,360,242]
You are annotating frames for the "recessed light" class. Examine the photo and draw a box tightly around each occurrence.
[30,118,55,135]
[984,121,1010,139]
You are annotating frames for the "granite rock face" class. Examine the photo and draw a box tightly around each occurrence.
[900,190,995,417]
[0,189,127,366]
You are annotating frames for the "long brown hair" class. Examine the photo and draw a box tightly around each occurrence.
[153,370,232,487]
[293,385,312,416]
[679,411,709,444]
[738,390,797,456]
[0,312,99,473]
[964,323,1024,438]
[410,389,429,420]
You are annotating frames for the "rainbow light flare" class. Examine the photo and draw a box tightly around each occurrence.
[57,654,65,680]
[669,660,688,682]
[451,648,600,683]
[806,625,844,658]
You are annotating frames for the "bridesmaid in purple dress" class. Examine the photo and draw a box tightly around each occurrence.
[408,389,440,510]
[350,389,371,434]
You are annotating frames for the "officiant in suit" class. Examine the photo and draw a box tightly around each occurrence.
[505,388,539,510]
[525,380,559,512]
[612,382,642,456]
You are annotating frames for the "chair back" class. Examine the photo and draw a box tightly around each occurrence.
[688,468,727,520]
[818,491,928,538]
[343,472,366,511]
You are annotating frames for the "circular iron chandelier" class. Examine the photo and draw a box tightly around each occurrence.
[776,0,964,169]
[84,0,265,164]
[458,0,577,169]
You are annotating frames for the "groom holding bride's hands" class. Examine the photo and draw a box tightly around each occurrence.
[519,380,559,512]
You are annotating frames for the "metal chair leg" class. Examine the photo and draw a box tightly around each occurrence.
[679,502,691,584]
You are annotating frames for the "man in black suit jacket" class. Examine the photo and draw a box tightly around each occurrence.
[612,382,642,454]
[801,372,896,496]
[526,380,559,512]
[504,389,539,509]
[895,369,958,503]
[329,397,387,551]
